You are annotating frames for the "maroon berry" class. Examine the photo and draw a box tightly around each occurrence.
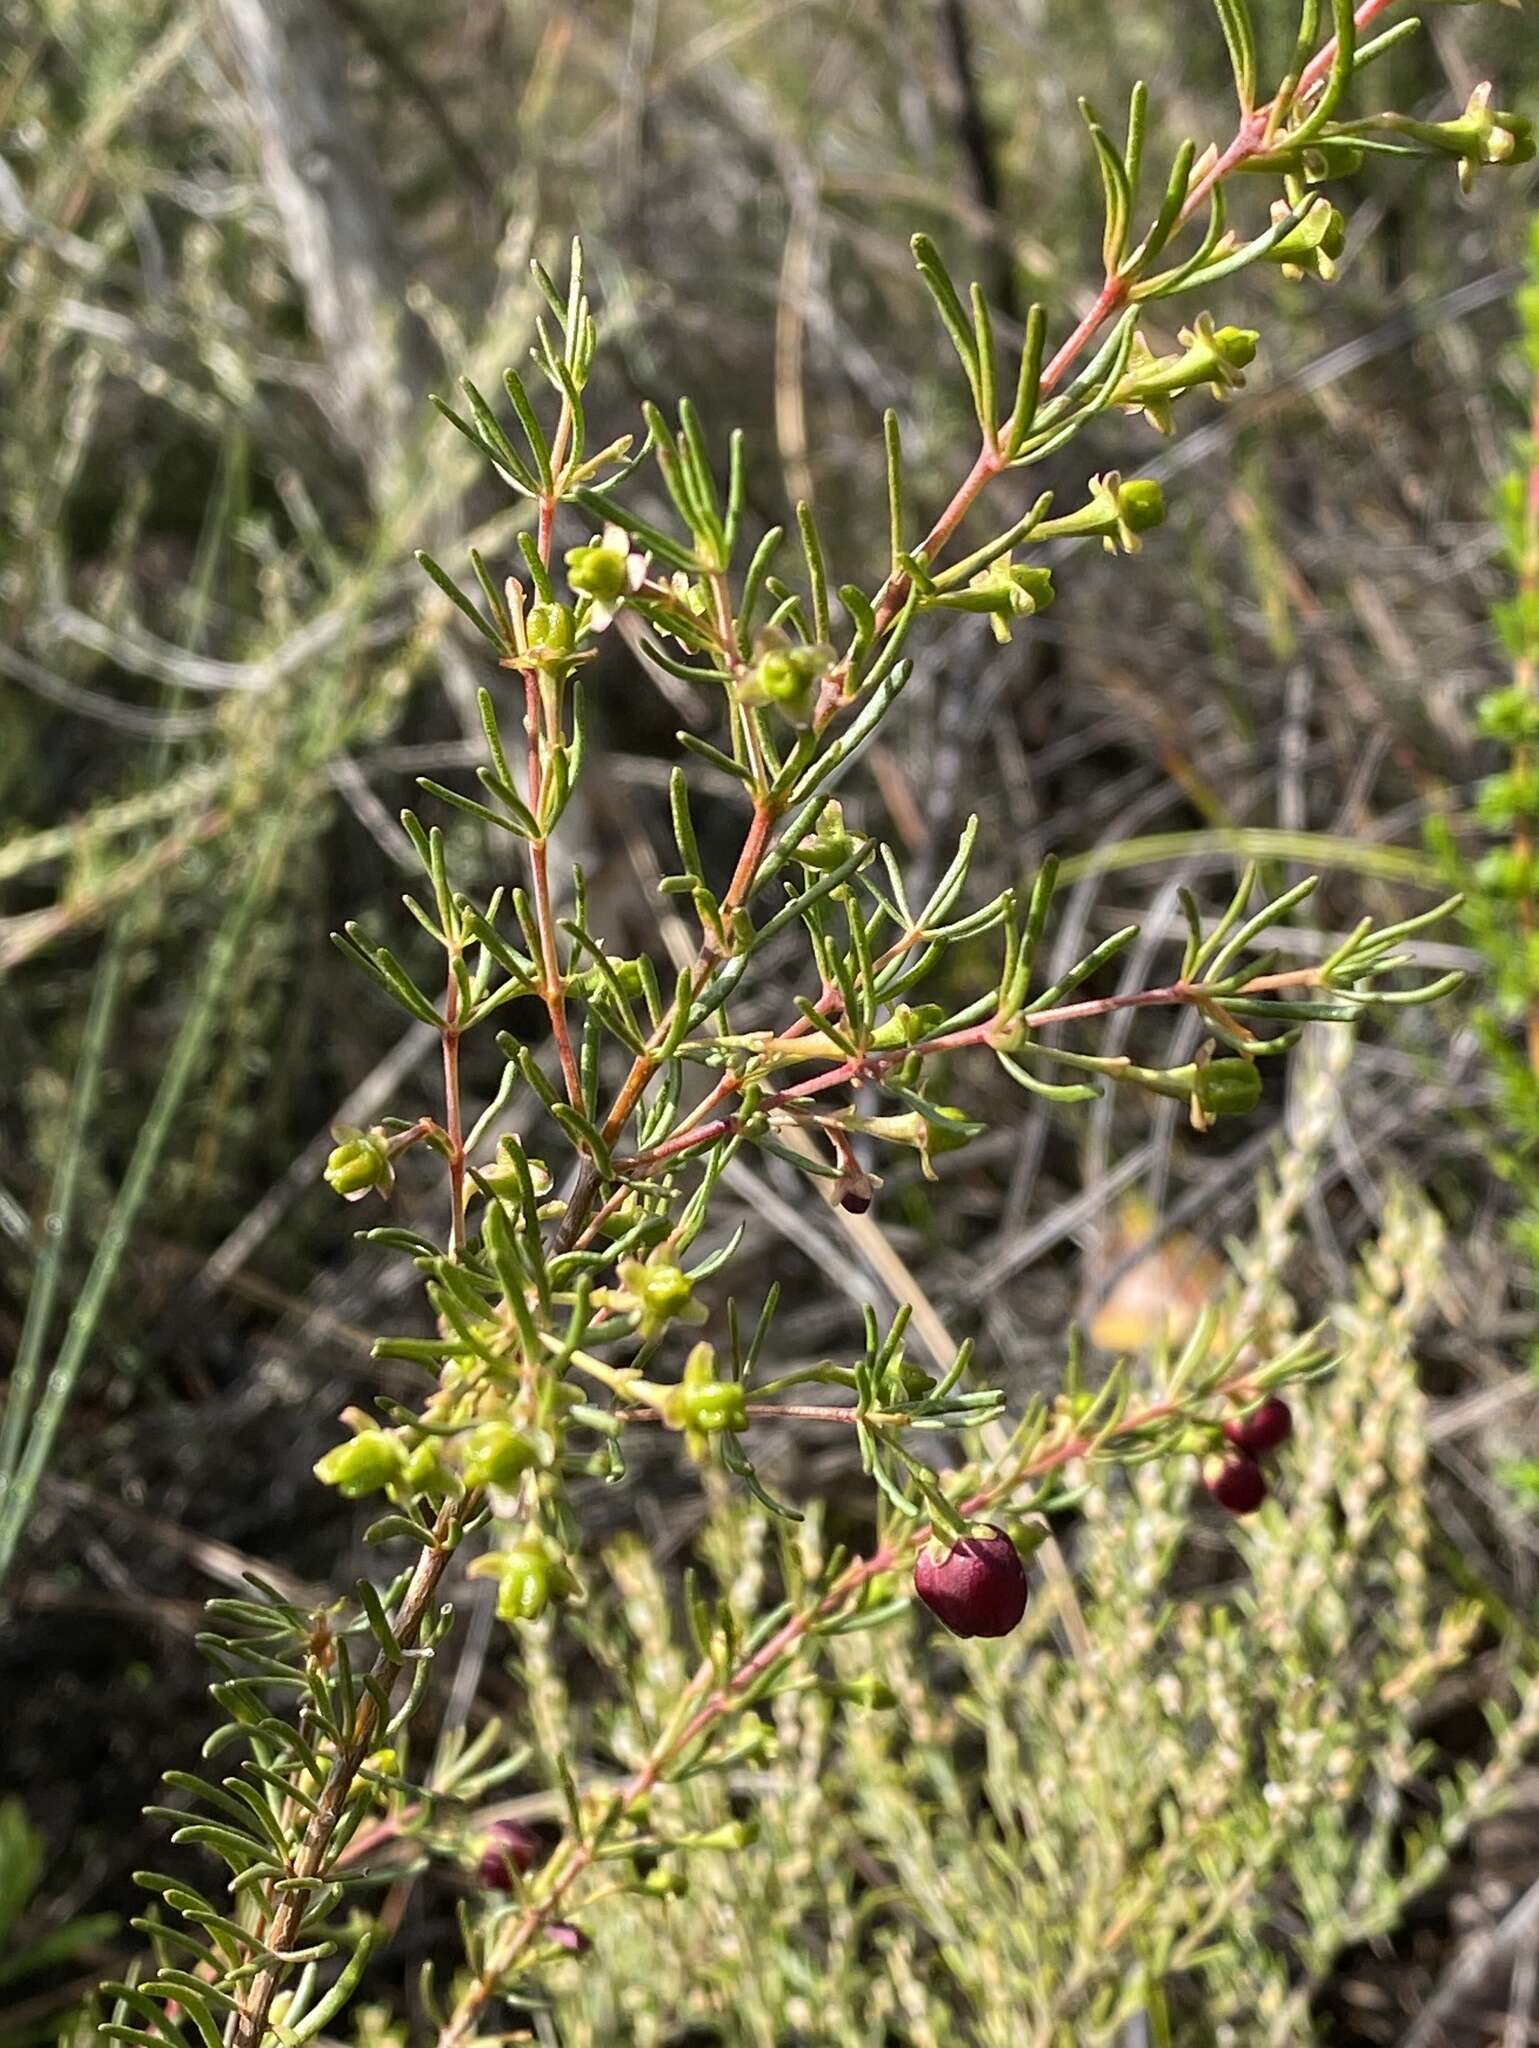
[548,1923,592,1955]
[1223,1396,1293,1458]
[913,1524,1029,1639]
[839,1186,873,1215]
[476,1817,542,1891]
[1204,1453,1268,1516]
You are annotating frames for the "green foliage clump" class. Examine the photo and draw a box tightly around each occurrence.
[1433,215,1539,1362]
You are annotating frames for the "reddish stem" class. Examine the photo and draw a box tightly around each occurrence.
[614,963,1328,1177]
[442,977,466,1255]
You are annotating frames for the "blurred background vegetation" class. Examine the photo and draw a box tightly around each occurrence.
[5,2,1539,2041]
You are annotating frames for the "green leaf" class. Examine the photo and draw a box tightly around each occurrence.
[1210,0,1258,111]
[1080,100,1133,273]
[414,552,505,652]
[911,235,982,413]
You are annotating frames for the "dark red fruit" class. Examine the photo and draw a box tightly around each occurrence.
[477,1818,542,1890]
[1204,1453,1268,1516]
[1223,1396,1293,1458]
[913,1524,1029,1639]
[839,1186,873,1215]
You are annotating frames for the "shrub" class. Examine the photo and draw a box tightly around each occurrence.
[80,8,1536,2044]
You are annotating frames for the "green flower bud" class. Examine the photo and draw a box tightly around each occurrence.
[687,1820,759,1852]
[525,601,576,657]
[1382,84,1534,193]
[869,1003,945,1049]
[739,643,828,724]
[324,1125,393,1202]
[1208,324,1258,371]
[1194,1059,1262,1120]
[566,542,629,604]
[679,1379,748,1437]
[1114,318,1258,432]
[471,1535,580,1626]
[354,1747,398,1795]
[639,1263,695,1323]
[924,1104,978,1155]
[1116,477,1166,534]
[879,1356,937,1402]
[404,1440,457,1499]
[1264,196,1345,281]
[963,559,1055,643]
[461,1421,540,1490]
[478,1143,554,1201]
[1044,473,1167,557]
[795,800,859,874]
[568,955,649,1002]
[757,652,802,703]
[637,1866,689,1898]
[314,1431,407,1499]
[495,1550,552,1624]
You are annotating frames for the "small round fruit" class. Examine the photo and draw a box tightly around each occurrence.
[476,1818,542,1891]
[1223,1396,1293,1458]
[1204,1453,1267,1516]
[913,1525,1029,1639]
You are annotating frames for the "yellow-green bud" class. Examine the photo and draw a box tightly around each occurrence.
[1209,324,1257,371]
[525,602,576,656]
[566,543,629,604]
[964,559,1055,643]
[461,1421,540,1490]
[1194,1059,1262,1120]
[688,1820,759,1852]
[925,1104,976,1154]
[1116,478,1165,534]
[869,1003,945,1049]
[314,1432,407,1499]
[742,644,826,724]
[795,800,859,874]
[324,1126,392,1201]
[1265,197,1345,280]
[679,1379,748,1436]
[354,1747,398,1794]
[478,1538,579,1625]
[639,1264,694,1322]
[879,1357,936,1402]
[404,1440,457,1499]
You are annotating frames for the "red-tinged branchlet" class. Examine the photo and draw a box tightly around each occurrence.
[1223,1395,1294,1458]
[913,1524,1029,1638]
[1204,1453,1268,1516]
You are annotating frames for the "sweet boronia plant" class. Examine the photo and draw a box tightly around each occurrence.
[99,8,1530,2044]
